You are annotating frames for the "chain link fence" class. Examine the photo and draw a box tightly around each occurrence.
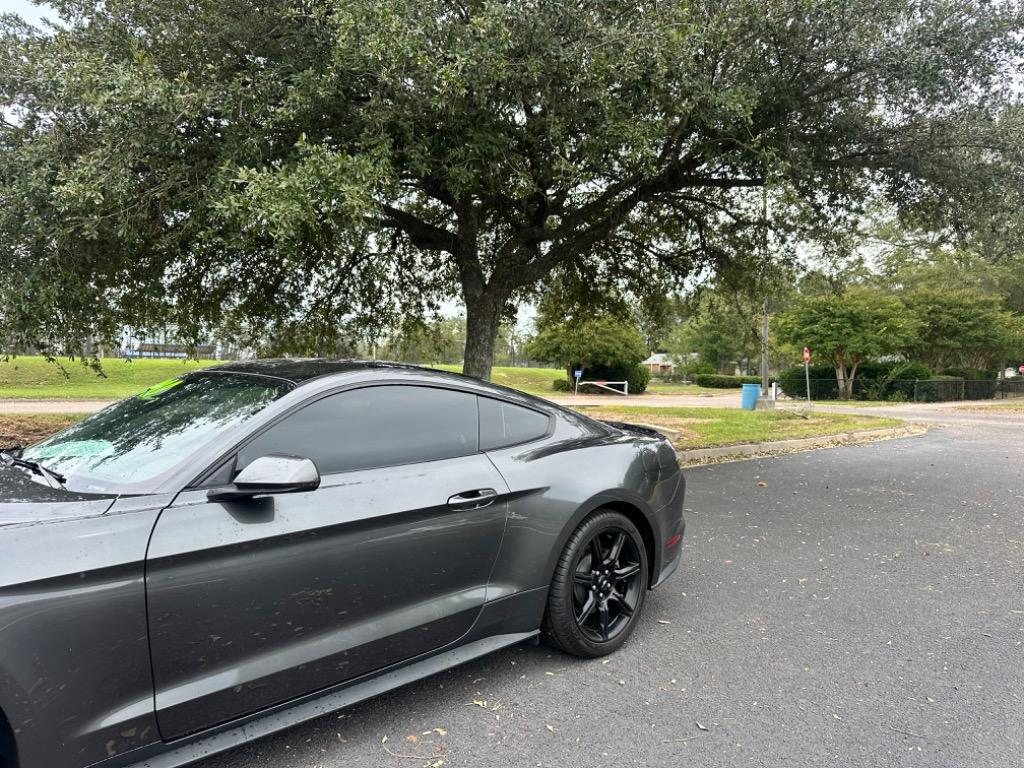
[778,377,1024,403]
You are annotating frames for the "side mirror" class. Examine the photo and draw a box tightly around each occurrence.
[207,454,320,502]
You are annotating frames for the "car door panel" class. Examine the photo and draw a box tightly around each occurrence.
[146,453,508,740]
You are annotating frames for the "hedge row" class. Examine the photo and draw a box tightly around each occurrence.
[691,374,763,388]
[777,362,932,401]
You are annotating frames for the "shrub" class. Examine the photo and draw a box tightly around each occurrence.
[777,365,837,399]
[692,373,762,388]
[552,378,571,392]
[578,362,651,394]
[940,366,990,380]
[853,361,932,401]
[776,361,933,401]
[941,368,997,399]
[681,360,716,377]
[914,375,964,402]
[625,363,651,394]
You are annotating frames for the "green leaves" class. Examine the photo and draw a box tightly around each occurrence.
[1,0,1021,373]
[525,316,648,374]
[775,288,921,369]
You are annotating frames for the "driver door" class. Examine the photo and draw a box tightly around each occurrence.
[145,385,508,739]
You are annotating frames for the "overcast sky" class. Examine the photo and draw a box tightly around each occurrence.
[0,0,52,25]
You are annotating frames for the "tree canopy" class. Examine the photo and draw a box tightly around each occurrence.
[2,0,1022,377]
[899,288,1020,371]
[774,288,920,398]
[525,315,647,383]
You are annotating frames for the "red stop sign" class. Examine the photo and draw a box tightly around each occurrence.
[803,347,811,363]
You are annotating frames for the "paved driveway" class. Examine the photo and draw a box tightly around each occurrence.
[189,423,1023,768]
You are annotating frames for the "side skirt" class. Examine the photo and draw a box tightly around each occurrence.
[115,631,537,768]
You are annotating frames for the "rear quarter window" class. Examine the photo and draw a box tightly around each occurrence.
[479,397,551,450]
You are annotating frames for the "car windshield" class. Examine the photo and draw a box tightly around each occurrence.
[22,372,292,493]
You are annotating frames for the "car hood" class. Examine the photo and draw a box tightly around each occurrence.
[0,464,117,526]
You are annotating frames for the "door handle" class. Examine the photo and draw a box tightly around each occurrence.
[448,488,498,509]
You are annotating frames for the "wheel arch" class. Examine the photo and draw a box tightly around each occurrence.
[547,492,659,589]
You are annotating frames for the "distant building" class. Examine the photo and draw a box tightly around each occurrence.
[642,353,675,376]
[130,342,218,359]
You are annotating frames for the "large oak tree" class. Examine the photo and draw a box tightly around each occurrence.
[1,0,1021,378]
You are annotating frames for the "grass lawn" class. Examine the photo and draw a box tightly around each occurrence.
[432,367,725,397]
[0,413,86,446]
[574,405,902,449]
[432,364,565,396]
[0,356,220,399]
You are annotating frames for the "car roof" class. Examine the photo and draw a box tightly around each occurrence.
[203,358,423,384]
[200,359,549,407]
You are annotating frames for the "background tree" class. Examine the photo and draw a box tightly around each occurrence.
[899,288,1018,372]
[666,295,761,375]
[525,316,648,392]
[2,1,1022,377]
[774,289,920,398]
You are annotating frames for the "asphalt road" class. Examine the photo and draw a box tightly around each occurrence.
[187,422,1022,768]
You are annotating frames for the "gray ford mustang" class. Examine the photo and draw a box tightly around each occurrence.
[0,360,685,768]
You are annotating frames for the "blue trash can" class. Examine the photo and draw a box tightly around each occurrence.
[741,383,761,411]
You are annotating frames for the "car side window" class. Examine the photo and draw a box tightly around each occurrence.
[237,385,480,475]
[479,397,552,450]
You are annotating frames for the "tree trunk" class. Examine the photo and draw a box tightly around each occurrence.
[462,290,505,381]
[847,360,860,400]
[453,199,513,382]
[835,365,848,400]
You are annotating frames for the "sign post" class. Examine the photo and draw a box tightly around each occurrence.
[574,368,583,395]
[803,347,811,404]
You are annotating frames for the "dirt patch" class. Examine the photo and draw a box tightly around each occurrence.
[955,403,1024,414]
[0,415,80,447]
[582,409,709,442]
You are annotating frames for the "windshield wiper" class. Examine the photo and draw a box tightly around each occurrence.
[0,451,67,488]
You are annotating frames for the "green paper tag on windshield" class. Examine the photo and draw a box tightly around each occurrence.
[137,378,183,401]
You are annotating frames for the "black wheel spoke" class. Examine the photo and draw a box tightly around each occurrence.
[573,570,592,586]
[614,563,640,581]
[589,536,603,569]
[610,589,633,617]
[608,532,626,565]
[598,602,611,641]
[576,593,597,624]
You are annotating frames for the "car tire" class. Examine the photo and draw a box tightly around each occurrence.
[542,509,649,658]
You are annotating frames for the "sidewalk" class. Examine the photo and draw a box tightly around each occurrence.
[0,399,114,414]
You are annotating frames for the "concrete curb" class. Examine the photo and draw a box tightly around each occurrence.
[677,424,927,465]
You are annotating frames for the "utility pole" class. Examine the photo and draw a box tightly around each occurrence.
[757,184,774,409]
[760,297,770,390]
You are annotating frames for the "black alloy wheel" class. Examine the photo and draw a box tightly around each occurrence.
[542,510,649,657]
